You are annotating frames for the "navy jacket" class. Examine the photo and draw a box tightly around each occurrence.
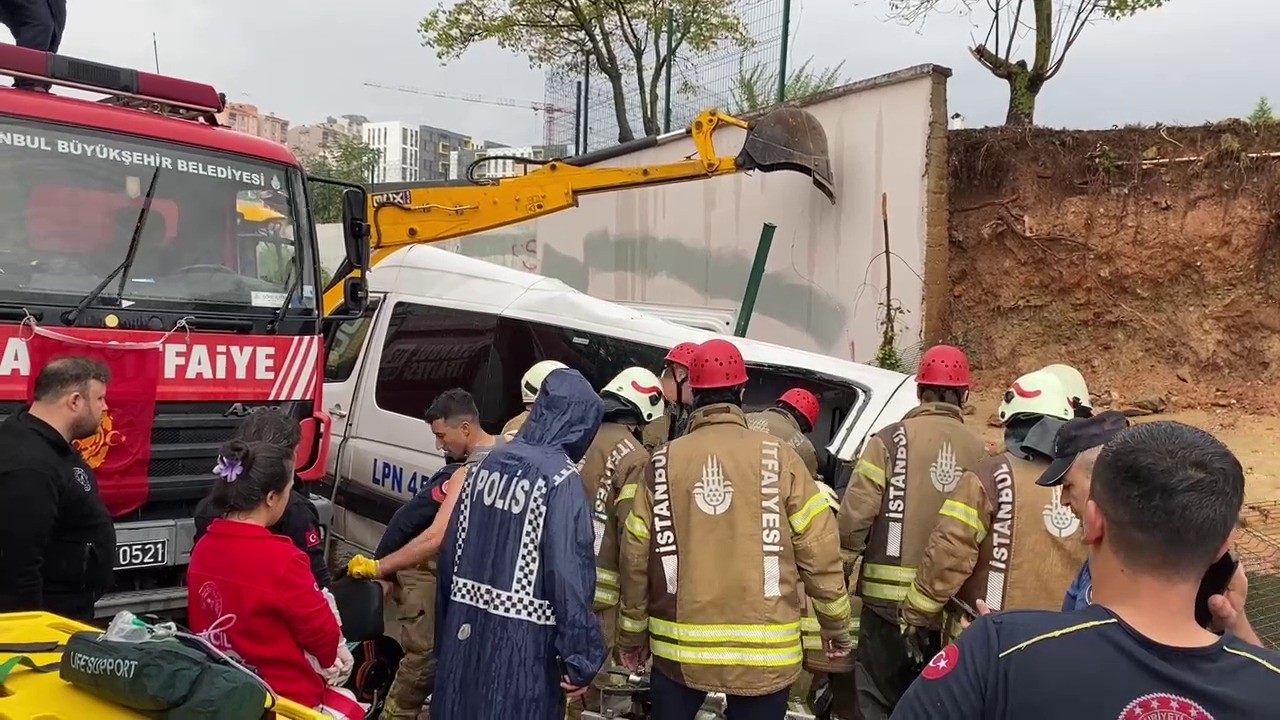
[432,369,606,720]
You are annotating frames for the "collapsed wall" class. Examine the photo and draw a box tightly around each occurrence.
[948,122,1280,411]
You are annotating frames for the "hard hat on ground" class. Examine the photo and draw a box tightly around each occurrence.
[1041,363,1093,412]
[664,342,701,369]
[997,369,1074,425]
[688,339,748,390]
[816,481,839,511]
[779,388,820,429]
[916,345,972,388]
[603,367,666,423]
[521,360,568,404]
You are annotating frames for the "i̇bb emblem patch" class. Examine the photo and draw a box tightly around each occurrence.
[921,644,959,680]
[1118,694,1214,720]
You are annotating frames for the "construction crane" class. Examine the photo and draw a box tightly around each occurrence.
[363,81,570,146]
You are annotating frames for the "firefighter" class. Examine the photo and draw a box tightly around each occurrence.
[900,369,1083,654]
[503,359,567,440]
[747,387,822,481]
[1042,363,1093,419]
[642,341,699,452]
[835,344,986,720]
[567,366,664,719]
[800,481,861,720]
[617,338,853,719]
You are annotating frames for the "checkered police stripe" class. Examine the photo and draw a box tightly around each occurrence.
[513,479,549,596]
[450,577,557,626]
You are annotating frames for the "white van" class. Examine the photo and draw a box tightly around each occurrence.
[319,245,919,555]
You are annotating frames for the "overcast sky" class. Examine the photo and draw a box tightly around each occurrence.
[25,0,1279,147]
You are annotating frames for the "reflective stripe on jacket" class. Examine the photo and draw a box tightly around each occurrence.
[579,422,649,611]
[837,403,985,623]
[618,404,851,696]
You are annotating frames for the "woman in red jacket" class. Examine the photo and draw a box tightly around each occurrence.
[187,439,362,718]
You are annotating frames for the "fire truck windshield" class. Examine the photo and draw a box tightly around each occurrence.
[0,116,314,316]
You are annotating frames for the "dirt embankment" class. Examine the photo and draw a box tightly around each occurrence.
[947,122,1280,413]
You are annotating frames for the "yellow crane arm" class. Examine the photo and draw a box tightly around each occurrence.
[322,107,833,316]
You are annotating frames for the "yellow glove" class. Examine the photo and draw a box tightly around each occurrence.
[347,554,381,580]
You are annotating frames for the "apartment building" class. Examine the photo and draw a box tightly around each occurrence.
[287,114,368,158]
[218,102,289,145]
[363,121,421,184]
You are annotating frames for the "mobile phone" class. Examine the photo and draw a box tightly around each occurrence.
[1194,551,1239,630]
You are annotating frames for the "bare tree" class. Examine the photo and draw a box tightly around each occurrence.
[887,0,1169,125]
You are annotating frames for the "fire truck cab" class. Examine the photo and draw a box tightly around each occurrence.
[0,43,370,618]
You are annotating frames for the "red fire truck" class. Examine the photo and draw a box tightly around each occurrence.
[0,43,369,617]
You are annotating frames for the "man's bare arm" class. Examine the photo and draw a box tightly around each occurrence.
[376,466,466,577]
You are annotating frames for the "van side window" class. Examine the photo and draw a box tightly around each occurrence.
[489,318,668,428]
[323,299,380,383]
[375,302,499,421]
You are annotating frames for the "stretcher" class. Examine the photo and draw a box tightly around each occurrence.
[0,611,326,719]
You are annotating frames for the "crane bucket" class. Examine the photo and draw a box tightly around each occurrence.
[735,107,835,204]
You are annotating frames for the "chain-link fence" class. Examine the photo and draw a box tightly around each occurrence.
[543,0,786,153]
[1235,500,1280,649]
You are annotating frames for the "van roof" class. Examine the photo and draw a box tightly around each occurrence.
[371,244,913,392]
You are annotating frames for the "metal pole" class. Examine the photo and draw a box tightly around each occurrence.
[777,0,792,104]
[574,81,583,156]
[734,222,777,337]
[663,9,675,133]
[152,33,160,73]
[582,55,591,153]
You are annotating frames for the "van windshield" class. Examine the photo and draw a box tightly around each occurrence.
[0,117,313,314]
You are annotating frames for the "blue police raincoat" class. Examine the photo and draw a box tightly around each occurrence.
[433,368,606,719]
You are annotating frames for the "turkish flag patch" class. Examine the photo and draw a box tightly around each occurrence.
[304,528,322,548]
[921,644,959,681]
[431,479,451,503]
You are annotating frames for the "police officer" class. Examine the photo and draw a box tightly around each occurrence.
[0,357,115,622]
[836,344,986,720]
[568,366,664,719]
[194,409,329,588]
[642,341,699,452]
[747,387,822,481]
[347,389,501,720]
[503,360,567,440]
[900,369,1082,648]
[618,338,853,719]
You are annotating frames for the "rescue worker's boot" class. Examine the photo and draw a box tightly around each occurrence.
[382,569,438,720]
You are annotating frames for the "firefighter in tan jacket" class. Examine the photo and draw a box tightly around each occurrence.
[618,338,854,717]
[747,387,821,481]
[502,359,567,440]
[567,366,664,719]
[837,344,986,719]
[799,481,861,720]
[642,341,699,452]
[900,369,1086,648]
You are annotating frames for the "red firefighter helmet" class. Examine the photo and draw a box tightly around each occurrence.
[688,339,748,389]
[916,345,972,388]
[664,341,701,369]
[778,388,820,429]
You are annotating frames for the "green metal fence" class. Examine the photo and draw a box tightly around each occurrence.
[543,0,788,154]
[1235,500,1280,649]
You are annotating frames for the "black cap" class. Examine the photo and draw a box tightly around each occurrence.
[1034,411,1131,487]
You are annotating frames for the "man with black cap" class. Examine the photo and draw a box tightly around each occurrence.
[1027,410,1130,612]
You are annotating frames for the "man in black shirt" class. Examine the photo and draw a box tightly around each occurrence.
[894,421,1280,719]
[193,409,329,588]
[0,356,115,622]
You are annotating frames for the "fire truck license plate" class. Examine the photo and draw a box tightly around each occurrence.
[116,540,169,570]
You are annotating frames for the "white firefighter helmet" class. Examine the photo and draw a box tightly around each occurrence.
[1041,363,1092,411]
[997,369,1073,425]
[603,367,666,423]
[816,481,839,512]
[521,360,568,404]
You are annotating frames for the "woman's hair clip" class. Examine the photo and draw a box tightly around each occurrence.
[212,456,243,483]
